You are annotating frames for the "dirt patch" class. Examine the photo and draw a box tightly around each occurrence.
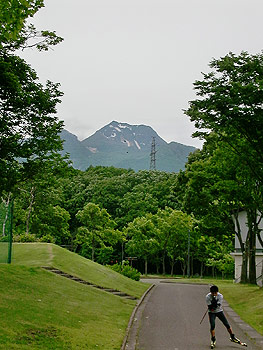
[17,326,59,344]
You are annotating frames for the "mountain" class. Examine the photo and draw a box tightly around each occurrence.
[60,121,196,172]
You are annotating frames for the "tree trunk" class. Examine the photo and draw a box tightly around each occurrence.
[2,193,11,236]
[248,230,256,284]
[26,186,35,235]
[233,210,248,283]
[170,258,175,276]
[200,261,204,278]
[256,211,263,248]
[162,253,166,275]
[240,245,248,283]
[257,230,263,248]
[180,260,186,277]
[247,210,257,284]
[145,258,148,276]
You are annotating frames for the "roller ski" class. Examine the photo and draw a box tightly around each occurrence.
[230,335,247,347]
[210,339,216,349]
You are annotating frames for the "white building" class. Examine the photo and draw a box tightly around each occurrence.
[231,211,263,286]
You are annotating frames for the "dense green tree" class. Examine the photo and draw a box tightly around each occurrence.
[185,51,263,185]
[33,205,71,245]
[153,208,195,275]
[13,155,71,241]
[180,133,262,283]
[164,210,195,276]
[61,167,179,231]
[0,0,64,196]
[0,54,64,194]
[76,203,117,261]
[125,214,159,275]
[185,50,263,281]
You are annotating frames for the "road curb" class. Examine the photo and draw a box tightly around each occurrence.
[121,283,155,350]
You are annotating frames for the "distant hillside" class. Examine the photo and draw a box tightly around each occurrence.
[60,121,196,172]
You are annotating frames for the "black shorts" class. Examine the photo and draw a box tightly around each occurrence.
[209,311,230,331]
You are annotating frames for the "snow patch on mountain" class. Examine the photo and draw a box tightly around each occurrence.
[88,147,97,153]
[121,138,131,147]
[134,140,141,150]
[118,123,132,130]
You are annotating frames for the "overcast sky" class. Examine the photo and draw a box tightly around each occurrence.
[21,0,263,148]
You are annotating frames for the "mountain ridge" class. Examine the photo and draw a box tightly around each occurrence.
[60,121,196,172]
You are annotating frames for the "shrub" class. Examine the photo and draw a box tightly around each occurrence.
[108,261,141,281]
[40,234,56,243]
[13,233,38,242]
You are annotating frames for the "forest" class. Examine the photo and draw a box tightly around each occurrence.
[1,1,263,284]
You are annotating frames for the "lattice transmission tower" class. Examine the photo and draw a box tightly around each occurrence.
[150,136,157,170]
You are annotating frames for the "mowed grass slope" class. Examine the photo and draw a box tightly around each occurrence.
[0,243,149,350]
[12,243,148,298]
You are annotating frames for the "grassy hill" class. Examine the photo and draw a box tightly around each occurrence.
[0,243,149,350]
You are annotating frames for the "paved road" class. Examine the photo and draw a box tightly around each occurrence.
[125,280,263,350]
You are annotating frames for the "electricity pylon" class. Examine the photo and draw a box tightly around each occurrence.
[150,136,157,170]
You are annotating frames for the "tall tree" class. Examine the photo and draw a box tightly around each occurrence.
[185,51,263,284]
[185,51,263,185]
[76,203,116,261]
[0,0,64,196]
[181,134,261,283]
[125,214,159,275]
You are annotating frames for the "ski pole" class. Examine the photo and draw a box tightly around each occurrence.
[200,308,208,324]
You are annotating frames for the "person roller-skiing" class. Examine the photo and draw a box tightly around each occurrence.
[206,285,247,348]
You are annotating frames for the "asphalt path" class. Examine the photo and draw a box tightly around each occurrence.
[125,280,262,350]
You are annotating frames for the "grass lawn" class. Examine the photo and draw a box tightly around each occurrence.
[12,243,149,299]
[0,243,150,350]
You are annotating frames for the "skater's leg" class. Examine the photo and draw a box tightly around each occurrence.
[209,313,216,346]
[217,312,241,343]
[211,330,215,338]
[217,311,232,333]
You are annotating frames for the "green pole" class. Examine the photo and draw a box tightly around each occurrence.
[7,199,13,264]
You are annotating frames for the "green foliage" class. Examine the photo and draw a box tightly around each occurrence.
[0,0,63,53]
[0,54,64,194]
[76,203,117,261]
[0,0,65,197]
[125,214,159,274]
[206,254,234,278]
[185,49,263,281]
[0,0,44,46]
[186,51,263,186]
[13,233,38,242]
[39,234,56,243]
[109,262,141,281]
[62,167,179,231]
[96,246,114,265]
